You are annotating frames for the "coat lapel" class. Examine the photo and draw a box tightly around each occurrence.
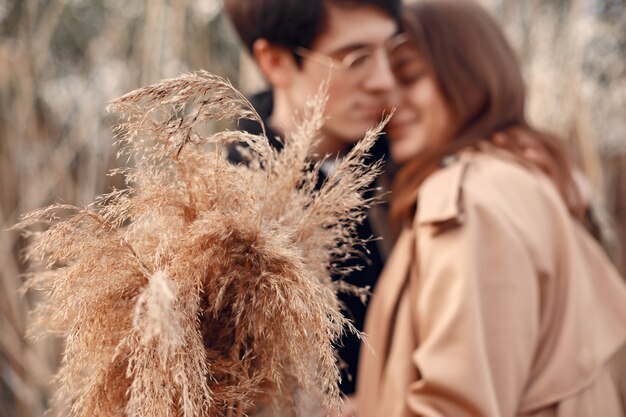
[364,228,414,366]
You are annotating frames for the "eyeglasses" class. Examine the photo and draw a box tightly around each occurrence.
[293,33,409,74]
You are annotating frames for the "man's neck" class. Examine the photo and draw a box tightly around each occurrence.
[271,92,347,160]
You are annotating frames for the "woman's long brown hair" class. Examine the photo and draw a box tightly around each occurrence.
[391,0,586,226]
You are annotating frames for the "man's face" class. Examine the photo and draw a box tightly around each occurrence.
[287,4,398,146]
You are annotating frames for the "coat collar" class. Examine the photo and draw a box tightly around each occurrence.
[416,155,469,226]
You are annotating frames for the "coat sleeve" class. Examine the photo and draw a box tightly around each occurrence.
[406,194,541,417]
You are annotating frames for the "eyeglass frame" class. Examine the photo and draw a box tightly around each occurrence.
[292,32,409,73]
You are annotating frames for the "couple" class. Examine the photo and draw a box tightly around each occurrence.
[225,0,626,416]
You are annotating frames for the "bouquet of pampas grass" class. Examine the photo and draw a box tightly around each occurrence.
[14,71,385,417]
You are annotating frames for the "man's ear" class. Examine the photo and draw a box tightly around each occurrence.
[252,38,299,88]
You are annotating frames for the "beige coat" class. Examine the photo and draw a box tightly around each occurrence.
[356,147,626,417]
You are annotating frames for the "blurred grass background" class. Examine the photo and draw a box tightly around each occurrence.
[0,0,624,416]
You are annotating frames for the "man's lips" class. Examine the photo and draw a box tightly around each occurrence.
[387,116,419,138]
[356,104,388,117]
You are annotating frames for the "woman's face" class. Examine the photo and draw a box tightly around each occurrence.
[386,43,457,165]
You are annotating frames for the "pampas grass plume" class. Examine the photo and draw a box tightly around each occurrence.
[14,71,386,417]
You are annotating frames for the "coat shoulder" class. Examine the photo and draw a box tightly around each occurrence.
[416,148,562,228]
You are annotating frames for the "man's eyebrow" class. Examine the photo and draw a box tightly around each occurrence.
[323,43,371,56]
[322,31,403,56]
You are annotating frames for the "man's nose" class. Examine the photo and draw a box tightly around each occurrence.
[363,50,396,92]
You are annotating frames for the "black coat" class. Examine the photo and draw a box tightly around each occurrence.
[229,91,388,395]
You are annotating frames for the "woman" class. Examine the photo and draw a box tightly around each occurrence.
[354,1,626,416]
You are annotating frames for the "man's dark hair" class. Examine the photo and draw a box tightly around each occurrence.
[224,0,401,55]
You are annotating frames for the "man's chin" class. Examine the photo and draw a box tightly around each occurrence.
[346,122,385,139]
[321,117,386,146]
[339,131,373,145]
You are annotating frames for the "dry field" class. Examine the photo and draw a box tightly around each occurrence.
[1,1,624,416]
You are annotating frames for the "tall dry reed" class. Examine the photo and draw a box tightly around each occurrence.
[14,71,386,417]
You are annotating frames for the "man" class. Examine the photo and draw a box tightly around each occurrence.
[224,0,402,395]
